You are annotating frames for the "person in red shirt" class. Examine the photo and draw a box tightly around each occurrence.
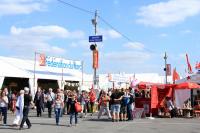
[89,89,96,116]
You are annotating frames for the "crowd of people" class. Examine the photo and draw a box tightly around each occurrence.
[0,86,137,129]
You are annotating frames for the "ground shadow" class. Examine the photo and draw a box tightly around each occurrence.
[0,125,20,130]
[31,122,67,127]
[84,118,112,122]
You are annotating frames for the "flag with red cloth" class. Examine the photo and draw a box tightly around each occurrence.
[186,54,193,74]
[195,62,200,69]
[172,68,180,83]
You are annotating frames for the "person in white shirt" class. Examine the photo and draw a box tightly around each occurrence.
[46,88,55,118]
[0,91,9,126]
[166,97,176,118]
[13,90,25,126]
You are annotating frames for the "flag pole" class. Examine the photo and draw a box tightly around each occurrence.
[34,52,37,89]
[82,61,84,85]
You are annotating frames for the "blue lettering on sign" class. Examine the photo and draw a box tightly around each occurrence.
[45,56,82,70]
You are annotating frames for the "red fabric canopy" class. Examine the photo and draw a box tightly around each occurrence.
[151,85,158,109]
[175,82,200,89]
[138,82,176,90]
[138,82,162,89]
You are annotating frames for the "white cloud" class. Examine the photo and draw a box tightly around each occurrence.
[136,0,200,27]
[10,25,85,39]
[10,25,69,38]
[113,0,119,5]
[69,40,88,49]
[104,51,151,62]
[99,28,122,39]
[68,30,85,39]
[181,29,192,34]
[160,33,168,37]
[123,42,145,50]
[0,25,85,56]
[0,0,50,16]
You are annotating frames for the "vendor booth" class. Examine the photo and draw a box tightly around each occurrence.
[135,82,176,117]
[174,82,200,117]
[134,81,200,118]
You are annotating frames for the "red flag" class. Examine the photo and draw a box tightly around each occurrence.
[186,54,193,74]
[195,62,200,69]
[173,68,180,83]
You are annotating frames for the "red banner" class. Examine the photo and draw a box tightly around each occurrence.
[93,50,99,69]
[166,64,171,76]
[157,87,173,108]
[151,85,158,109]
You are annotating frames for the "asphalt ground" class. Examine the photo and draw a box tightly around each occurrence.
[0,110,200,133]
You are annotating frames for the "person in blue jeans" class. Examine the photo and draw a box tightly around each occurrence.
[0,91,9,126]
[67,93,78,127]
[53,94,64,126]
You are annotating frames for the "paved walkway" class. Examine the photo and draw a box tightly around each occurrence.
[0,111,200,133]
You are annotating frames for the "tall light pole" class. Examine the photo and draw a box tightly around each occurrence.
[164,52,168,84]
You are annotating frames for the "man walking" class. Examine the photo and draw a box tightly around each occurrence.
[46,88,55,118]
[19,87,32,130]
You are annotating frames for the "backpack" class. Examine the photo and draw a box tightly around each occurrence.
[122,96,130,105]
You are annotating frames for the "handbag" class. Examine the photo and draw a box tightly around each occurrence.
[75,102,82,112]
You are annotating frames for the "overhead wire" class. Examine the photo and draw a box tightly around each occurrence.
[57,0,155,53]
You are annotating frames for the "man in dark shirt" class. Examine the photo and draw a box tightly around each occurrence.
[67,95,78,126]
[110,89,123,122]
[19,87,32,130]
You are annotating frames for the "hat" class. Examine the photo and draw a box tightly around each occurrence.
[24,87,30,92]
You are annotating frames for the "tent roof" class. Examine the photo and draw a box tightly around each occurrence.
[176,73,200,84]
[175,82,200,89]
[0,56,82,81]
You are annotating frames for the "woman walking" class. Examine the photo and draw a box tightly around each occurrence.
[53,94,64,126]
[0,90,9,126]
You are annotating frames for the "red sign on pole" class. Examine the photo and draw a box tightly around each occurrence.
[166,64,171,76]
[39,54,46,66]
[93,50,99,69]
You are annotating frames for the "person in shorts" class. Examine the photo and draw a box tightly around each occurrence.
[110,89,123,122]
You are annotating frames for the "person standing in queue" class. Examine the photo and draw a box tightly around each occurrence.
[19,87,33,130]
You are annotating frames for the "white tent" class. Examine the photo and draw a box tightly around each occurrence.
[0,56,83,94]
[175,73,200,109]
[176,73,200,84]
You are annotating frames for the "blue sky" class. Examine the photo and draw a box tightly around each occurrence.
[0,0,200,76]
